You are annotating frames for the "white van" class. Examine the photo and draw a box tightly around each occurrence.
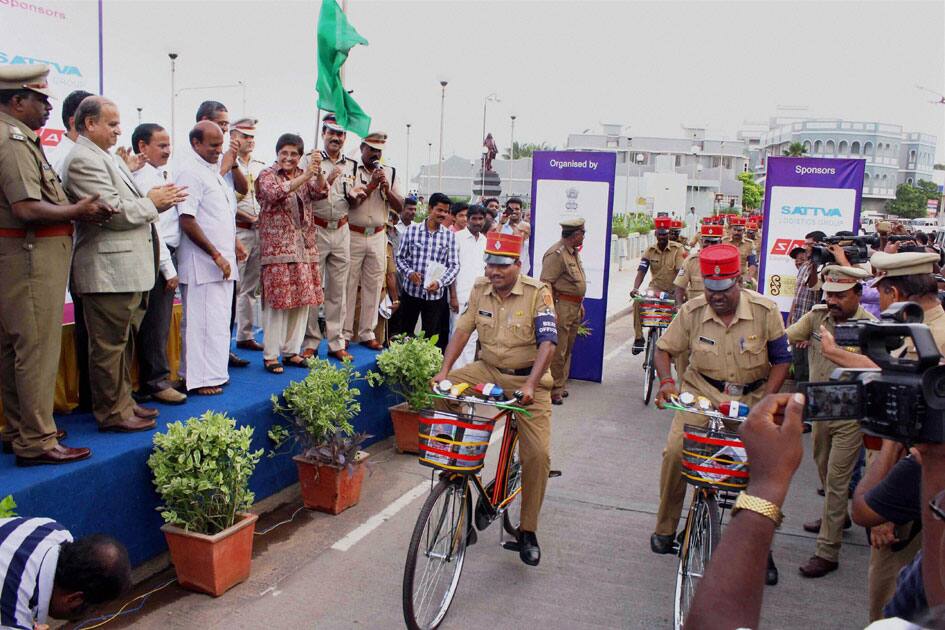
[859,213,885,234]
[911,218,938,232]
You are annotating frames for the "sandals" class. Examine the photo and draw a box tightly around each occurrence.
[264,360,284,374]
[282,354,309,368]
[190,386,223,396]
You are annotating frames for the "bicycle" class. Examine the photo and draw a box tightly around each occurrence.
[633,294,676,405]
[402,389,531,630]
[673,412,748,630]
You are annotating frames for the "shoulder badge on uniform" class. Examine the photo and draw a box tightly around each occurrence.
[8,125,26,142]
[542,290,554,309]
[811,304,828,311]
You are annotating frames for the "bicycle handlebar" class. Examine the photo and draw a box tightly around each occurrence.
[429,389,532,416]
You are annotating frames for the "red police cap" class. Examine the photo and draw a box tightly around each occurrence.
[747,222,759,230]
[670,220,683,229]
[484,232,523,265]
[729,216,746,227]
[700,224,723,239]
[699,244,741,290]
[654,217,672,231]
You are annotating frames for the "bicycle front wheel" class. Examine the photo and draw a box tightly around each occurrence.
[642,328,658,404]
[673,490,720,630]
[403,477,471,630]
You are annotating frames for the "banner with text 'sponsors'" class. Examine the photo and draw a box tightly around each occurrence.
[758,157,866,314]
[530,150,616,383]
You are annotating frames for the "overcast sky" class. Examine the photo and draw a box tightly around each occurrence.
[100,0,945,170]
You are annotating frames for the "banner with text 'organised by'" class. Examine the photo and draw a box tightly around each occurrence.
[530,151,616,383]
[758,157,865,314]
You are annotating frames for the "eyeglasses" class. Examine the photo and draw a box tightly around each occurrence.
[930,488,945,521]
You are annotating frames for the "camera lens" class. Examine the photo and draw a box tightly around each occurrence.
[922,366,945,410]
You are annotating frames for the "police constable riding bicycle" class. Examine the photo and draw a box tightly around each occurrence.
[432,232,557,566]
[631,217,686,355]
[650,244,791,585]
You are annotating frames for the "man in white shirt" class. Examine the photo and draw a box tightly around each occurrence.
[130,122,186,405]
[49,89,92,178]
[490,196,531,274]
[229,118,267,353]
[450,204,487,368]
[175,121,241,395]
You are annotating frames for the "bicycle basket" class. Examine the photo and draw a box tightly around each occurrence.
[417,409,497,473]
[681,423,749,490]
[641,299,675,328]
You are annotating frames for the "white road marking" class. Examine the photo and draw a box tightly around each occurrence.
[604,337,635,363]
[331,482,430,552]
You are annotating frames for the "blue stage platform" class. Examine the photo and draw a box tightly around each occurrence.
[1,341,397,566]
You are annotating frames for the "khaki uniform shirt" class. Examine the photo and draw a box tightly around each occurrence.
[723,236,757,273]
[0,111,69,229]
[311,151,356,223]
[674,252,704,296]
[348,163,401,229]
[786,304,876,381]
[235,157,265,218]
[642,241,686,292]
[900,303,945,359]
[540,240,586,297]
[455,274,557,370]
[656,289,787,405]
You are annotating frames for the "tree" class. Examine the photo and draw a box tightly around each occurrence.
[737,171,764,210]
[783,142,808,157]
[501,141,556,160]
[885,179,942,219]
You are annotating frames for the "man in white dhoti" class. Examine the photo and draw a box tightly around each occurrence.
[174,121,241,395]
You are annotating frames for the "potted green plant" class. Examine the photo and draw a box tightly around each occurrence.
[376,333,443,454]
[270,358,379,514]
[0,494,16,518]
[148,411,263,597]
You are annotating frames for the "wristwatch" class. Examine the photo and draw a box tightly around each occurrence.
[731,492,784,528]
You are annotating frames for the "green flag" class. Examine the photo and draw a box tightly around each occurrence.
[316,0,371,138]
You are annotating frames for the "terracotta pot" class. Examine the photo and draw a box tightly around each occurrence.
[390,402,420,454]
[294,451,369,514]
[161,512,258,597]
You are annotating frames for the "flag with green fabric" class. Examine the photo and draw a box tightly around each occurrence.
[316,0,371,137]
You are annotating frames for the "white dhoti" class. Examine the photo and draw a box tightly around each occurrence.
[450,306,478,369]
[263,305,310,361]
[180,281,234,390]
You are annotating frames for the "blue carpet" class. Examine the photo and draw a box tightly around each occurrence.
[0,339,398,566]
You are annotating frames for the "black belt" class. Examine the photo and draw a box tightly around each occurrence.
[699,373,765,396]
[496,366,531,376]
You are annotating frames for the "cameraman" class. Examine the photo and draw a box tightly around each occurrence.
[787,265,875,578]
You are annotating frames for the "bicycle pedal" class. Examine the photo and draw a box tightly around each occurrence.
[502,540,522,552]
[548,470,562,478]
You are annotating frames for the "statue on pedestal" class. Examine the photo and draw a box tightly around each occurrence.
[474,132,503,198]
[482,133,498,173]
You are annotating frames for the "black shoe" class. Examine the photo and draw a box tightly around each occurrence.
[766,552,779,586]
[650,533,678,555]
[519,530,540,566]
[229,352,249,368]
[803,422,812,434]
[632,338,646,355]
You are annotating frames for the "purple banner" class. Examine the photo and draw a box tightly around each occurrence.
[529,151,616,383]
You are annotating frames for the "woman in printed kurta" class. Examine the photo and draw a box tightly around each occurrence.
[255,134,327,372]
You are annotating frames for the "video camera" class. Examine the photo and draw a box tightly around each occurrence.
[809,234,881,266]
[800,302,945,444]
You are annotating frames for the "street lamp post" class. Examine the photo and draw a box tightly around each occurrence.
[136,107,142,125]
[480,93,499,198]
[168,53,177,144]
[405,123,411,196]
[437,80,448,191]
[426,142,432,195]
[509,114,516,199]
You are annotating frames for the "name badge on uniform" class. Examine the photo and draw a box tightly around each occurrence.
[698,336,716,346]
[478,310,494,318]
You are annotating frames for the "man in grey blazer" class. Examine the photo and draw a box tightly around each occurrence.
[63,96,187,433]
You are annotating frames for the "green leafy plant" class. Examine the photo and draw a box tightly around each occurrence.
[270,358,380,470]
[376,332,443,411]
[577,320,593,338]
[611,213,632,238]
[0,495,16,518]
[148,411,263,535]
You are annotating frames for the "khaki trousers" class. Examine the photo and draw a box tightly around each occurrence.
[0,235,71,456]
[263,305,309,361]
[304,224,350,352]
[550,300,581,396]
[81,290,148,427]
[812,419,861,562]
[235,227,261,342]
[441,361,553,532]
[868,531,921,620]
[344,230,385,342]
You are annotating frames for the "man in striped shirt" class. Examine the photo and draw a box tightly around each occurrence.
[393,192,459,352]
[0,517,131,629]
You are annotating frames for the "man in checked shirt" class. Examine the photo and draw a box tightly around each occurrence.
[393,191,459,352]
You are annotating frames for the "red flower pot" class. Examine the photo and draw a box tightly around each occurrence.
[294,452,369,514]
[390,402,420,454]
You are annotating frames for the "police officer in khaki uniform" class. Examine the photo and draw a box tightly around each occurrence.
[540,217,586,405]
[0,65,113,465]
[433,232,557,566]
[631,217,686,354]
[820,250,945,615]
[652,244,790,585]
[787,265,874,578]
[301,113,358,361]
[344,131,403,349]
[723,216,758,281]
[673,223,723,305]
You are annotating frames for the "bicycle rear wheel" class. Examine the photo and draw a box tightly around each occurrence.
[642,328,658,405]
[673,490,720,630]
[403,477,471,630]
[501,434,522,536]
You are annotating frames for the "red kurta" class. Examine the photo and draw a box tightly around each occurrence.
[255,165,326,310]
